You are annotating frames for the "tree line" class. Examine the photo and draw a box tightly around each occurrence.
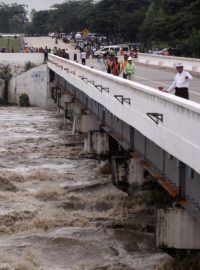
[0,0,199,57]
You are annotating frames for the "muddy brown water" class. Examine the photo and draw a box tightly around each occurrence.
[0,107,170,270]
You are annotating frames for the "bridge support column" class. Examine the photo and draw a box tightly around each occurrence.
[47,82,58,109]
[156,208,200,249]
[72,113,101,134]
[64,101,81,121]
[60,93,73,110]
[84,130,109,155]
[112,156,145,193]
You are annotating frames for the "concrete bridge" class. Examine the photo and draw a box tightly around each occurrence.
[47,53,200,250]
[0,47,200,250]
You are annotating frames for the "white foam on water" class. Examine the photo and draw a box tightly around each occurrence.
[0,106,171,270]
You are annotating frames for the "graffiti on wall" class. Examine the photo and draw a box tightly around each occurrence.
[31,71,46,82]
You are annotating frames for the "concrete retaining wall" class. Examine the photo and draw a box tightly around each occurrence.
[9,64,48,107]
[0,53,44,65]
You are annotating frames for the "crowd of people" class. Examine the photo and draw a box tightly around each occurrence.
[98,53,135,80]
[0,47,49,53]
[18,46,70,62]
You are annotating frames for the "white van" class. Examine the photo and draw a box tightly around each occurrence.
[94,45,121,57]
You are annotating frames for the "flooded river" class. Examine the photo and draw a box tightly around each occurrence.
[0,106,170,270]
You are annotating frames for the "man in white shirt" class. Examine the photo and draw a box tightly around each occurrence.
[166,63,192,99]
[80,50,87,65]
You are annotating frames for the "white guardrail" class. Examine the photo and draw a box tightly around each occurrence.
[138,53,200,74]
[48,54,200,174]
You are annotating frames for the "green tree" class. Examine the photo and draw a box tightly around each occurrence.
[88,0,149,41]
[24,0,200,57]
[184,30,200,57]
[0,3,28,33]
[28,10,50,35]
[140,0,200,55]
[0,65,12,105]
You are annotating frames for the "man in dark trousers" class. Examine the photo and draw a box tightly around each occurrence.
[80,50,87,65]
[166,63,192,99]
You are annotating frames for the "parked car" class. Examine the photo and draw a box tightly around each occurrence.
[94,45,121,57]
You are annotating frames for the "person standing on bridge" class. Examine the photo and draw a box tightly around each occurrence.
[121,54,128,79]
[112,57,121,76]
[98,53,108,73]
[44,46,48,62]
[125,57,135,80]
[166,63,192,99]
[80,50,87,65]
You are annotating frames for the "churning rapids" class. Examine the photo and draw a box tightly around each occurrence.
[0,107,170,270]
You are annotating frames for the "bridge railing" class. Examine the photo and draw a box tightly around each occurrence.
[48,54,200,174]
[138,53,200,74]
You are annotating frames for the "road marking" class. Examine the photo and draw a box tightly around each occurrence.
[190,91,200,96]
[135,75,169,86]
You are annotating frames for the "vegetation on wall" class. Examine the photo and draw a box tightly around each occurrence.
[19,93,30,107]
[24,61,36,71]
[0,65,12,105]
[0,97,5,106]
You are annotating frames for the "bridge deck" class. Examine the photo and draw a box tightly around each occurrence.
[48,53,200,218]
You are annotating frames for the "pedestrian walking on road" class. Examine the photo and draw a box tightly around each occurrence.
[166,63,192,99]
[44,46,48,62]
[125,57,135,80]
[80,50,87,65]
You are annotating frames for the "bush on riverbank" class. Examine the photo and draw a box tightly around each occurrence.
[24,61,36,71]
[0,97,5,106]
[19,93,30,107]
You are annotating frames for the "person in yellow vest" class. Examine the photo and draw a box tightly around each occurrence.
[125,56,135,80]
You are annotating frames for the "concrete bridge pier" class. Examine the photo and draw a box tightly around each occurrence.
[49,85,63,111]
[84,130,109,156]
[111,155,146,193]
[72,111,102,135]
[156,207,200,250]
[60,93,74,110]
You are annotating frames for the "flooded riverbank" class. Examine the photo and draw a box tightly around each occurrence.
[0,106,170,270]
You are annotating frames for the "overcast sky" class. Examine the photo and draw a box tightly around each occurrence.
[2,0,67,12]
